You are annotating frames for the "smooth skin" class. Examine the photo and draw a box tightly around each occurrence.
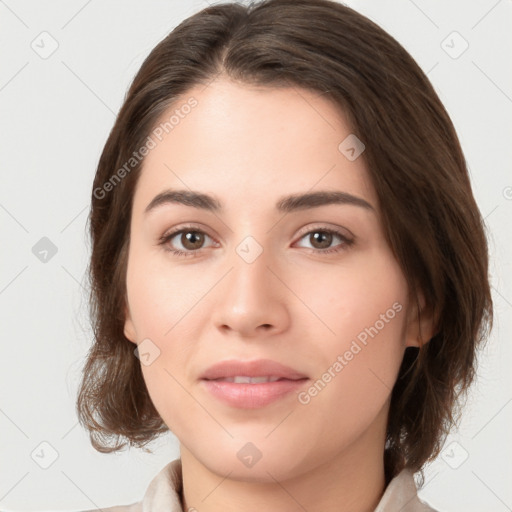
[123,77,434,512]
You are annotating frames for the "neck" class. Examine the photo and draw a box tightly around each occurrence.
[179,409,388,512]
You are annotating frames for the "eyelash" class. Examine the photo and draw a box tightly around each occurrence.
[158,224,354,259]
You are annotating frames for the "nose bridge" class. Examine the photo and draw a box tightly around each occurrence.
[212,233,288,336]
[229,234,275,307]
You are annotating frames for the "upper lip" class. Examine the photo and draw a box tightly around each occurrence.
[200,359,308,380]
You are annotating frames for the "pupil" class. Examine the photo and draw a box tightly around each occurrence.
[183,231,203,249]
[312,231,331,248]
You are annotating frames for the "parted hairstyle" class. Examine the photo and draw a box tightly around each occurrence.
[77,0,493,482]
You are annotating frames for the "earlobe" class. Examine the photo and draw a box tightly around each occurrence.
[123,306,137,344]
[405,292,436,348]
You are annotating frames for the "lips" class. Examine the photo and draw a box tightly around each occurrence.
[199,359,309,408]
[199,359,308,381]
[217,376,282,383]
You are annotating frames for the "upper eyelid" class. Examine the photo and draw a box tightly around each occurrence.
[295,223,353,239]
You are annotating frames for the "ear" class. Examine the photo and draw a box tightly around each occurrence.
[123,304,137,345]
[405,291,436,348]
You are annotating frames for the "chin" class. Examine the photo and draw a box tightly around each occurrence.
[187,432,314,483]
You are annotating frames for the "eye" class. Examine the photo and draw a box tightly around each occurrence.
[158,225,354,258]
[158,225,217,258]
[294,227,353,254]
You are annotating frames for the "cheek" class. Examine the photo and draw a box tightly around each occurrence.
[294,250,408,413]
[126,243,208,339]
[296,248,408,348]
[125,250,205,423]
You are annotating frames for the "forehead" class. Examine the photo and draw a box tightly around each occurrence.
[132,78,376,215]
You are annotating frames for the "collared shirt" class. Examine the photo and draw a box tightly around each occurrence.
[80,458,438,512]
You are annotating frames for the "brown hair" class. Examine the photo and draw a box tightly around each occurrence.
[77,0,493,481]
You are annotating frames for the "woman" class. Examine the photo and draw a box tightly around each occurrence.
[77,0,493,510]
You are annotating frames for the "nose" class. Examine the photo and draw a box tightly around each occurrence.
[211,243,290,339]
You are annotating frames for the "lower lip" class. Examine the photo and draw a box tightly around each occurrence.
[201,378,309,409]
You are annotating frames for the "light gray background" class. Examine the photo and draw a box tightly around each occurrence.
[1,1,511,511]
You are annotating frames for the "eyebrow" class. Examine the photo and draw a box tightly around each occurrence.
[144,189,374,215]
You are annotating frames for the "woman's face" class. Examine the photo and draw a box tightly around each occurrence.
[124,77,423,481]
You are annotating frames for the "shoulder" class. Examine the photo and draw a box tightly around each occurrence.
[77,503,141,512]
[375,469,439,512]
[73,458,183,512]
